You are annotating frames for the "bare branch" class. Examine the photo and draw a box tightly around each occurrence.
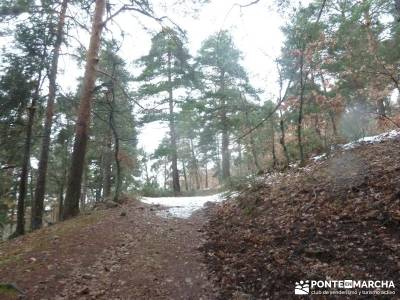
[236,77,294,141]
[238,0,261,8]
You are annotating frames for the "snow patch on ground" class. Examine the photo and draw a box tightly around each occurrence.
[311,130,400,161]
[312,153,327,161]
[141,194,224,219]
[341,130,400,150]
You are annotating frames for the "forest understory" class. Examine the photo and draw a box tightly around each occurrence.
[1,0,400,299]
[203,137,400,299]
[0,135,399,299]
[0,200,216,300]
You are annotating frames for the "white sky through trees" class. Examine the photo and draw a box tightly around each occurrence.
[120,0,288,153]
[2,1,301,153]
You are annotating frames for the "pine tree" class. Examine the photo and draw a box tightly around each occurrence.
[196,31,249,181]
[136,27,193,195]
[63,0,106,220]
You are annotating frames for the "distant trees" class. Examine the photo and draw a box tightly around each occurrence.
[31,0,69,230]
[196,31,250,181]
[136,28,194,195]
[8,6,54,235]
[95,42,138,202]
[1,0,400,236]
[0,0,141,235]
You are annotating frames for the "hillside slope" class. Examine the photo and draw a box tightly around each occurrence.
[0,201,215,299]
[203,136,400,299]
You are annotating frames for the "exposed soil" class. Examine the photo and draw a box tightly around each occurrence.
[0,201,216,299]
[203,138,400,299]
[2,139,399,300]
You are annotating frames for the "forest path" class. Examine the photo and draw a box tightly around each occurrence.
[0,198,219,299]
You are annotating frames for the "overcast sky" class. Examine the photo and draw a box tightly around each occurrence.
[115,0,287,153]
[53,1,297,153]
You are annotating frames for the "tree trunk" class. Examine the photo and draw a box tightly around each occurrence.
[112,126,121,202]
[320,73,338,138]
[182,160,188,191]
[237,142,243,175]
[220,70,230,181]
[58,180,64,222]
[144,157,150,185]
[102,131,112,199]
[58,136,69,221]
[164,161,168,190]
[205,164,208,189]
[215,138,222,184]
[279,110,290,167]
[32,0,69,230]
[16,103,36,236]
[109,74,122,202]
[167,50,180,195]
[297,53,305,165]
[63,0,106,220]
[363,4,386,118]
[189,138,200,190]
[16,74,42,236]
[249,134,260,172]
[221,124,230,180]
[241,95,261,172]
[80,168,88,210]
[377,99,386,117]
[271,117,277,169]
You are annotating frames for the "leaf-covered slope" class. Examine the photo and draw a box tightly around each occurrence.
[203,137,400,299]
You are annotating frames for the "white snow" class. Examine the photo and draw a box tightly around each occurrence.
[310,130,400,161]
[312,153,327,161]
[140,194,224,219]
[341,130,400,150]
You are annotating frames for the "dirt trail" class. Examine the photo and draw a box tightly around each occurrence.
[0,200,217,299]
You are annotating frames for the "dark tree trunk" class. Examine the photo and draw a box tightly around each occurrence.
[297,53,305,165]
[329,112,338,137]
[80,168,87,210]
[237,142,243,175]
[112,126,121,202]
[182,160,188,191]
[32,0,69,230]
[241,95,261,172]
[189,138,200,190]
[205,164,208,189]
[164,161,168,190]
[167,50,180,195]
[271,117,277,169]
[16,103,36,236]
[215,138,222,184]
[108,72,122,202]
[221,123,230,180]
[248,135,260,172]
[102,131,112,199]
[144,159,150,185]
[377,99,386,117]
[63,0,106,220]
[219,70,230,181]
[320,73,338,138]
[363,6,386,119]
[16,74,42,236]
[279,110,290,167]
[58,181,64,222]
[58,136,69,221]
[220,70,231,182]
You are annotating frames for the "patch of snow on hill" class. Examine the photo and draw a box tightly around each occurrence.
[141,194,224,219]
[311,130,400,161]
[341,130,400,150]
